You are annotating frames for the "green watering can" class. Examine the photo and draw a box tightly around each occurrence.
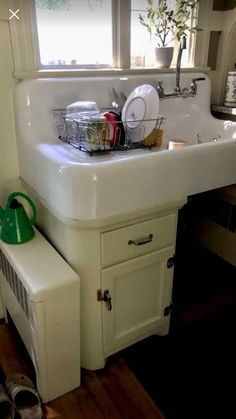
[0,192,36,244]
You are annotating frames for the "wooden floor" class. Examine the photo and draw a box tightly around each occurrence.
[0,320,165,419]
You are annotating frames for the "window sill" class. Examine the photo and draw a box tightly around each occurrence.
[14,66,211,80]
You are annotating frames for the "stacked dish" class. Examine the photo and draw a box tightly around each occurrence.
[103,111,125,146]
[61,87,161,152]
[121,84,160,144]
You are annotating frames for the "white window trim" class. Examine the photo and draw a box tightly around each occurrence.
[7,0,211,80]
[34,0,121,70]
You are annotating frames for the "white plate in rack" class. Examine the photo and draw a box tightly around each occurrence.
[122,84,160,143]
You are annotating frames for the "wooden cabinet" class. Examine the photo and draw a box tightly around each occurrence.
[36,196,186,370]
[99,213,177,357]
[101,246,175,356]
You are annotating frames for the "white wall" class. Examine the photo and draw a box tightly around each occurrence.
[0,7,18,317]
[208,7,236,104]
[0,12,19,198]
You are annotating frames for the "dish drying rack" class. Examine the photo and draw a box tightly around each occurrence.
[53,108,166,155]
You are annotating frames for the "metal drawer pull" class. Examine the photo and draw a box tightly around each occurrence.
[128,233,153,246]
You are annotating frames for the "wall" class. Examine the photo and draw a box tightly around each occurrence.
[0,5,21,318]
[0,6,19,197]
[207,6,236,104]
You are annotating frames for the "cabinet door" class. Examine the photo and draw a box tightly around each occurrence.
[101,246,175,355]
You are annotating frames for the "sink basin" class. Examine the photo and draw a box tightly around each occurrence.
[14,74,236,221]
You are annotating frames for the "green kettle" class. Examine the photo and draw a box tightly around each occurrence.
[0,192,36,244]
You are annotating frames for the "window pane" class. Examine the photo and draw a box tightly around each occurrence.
[35,0,113,67]
[130,0,196,68]
[131,0,155,68]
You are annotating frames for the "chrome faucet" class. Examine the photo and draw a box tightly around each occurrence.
[175,36,187,93]
[156,35,205,99]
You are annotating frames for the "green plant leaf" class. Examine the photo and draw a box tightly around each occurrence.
[36,0,71,10]
[138,0,200,46]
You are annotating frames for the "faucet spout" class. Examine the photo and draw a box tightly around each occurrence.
[175,36,187,93]
[156,36,205,100]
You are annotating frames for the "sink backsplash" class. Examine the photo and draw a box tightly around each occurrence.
[14,73,236,149]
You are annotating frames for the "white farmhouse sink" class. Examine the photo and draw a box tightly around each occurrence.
[14,74,236,221]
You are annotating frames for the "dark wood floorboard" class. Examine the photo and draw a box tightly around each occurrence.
[0,320,165,419]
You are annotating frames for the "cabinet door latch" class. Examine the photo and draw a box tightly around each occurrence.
[167,255,176,268]
[97,289,112,311]
[164,303,174,316]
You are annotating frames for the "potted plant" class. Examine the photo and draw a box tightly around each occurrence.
[139,0,200,68]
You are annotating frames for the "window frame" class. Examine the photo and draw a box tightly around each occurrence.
[33,0,118,69]
[8,0,210,79]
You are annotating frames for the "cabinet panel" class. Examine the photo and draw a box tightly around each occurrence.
[101,247,174,355]
[101,214,177,267]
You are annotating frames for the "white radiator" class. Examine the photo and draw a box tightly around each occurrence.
[0,228,80,403]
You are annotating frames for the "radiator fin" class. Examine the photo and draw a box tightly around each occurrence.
[0,249,31,320]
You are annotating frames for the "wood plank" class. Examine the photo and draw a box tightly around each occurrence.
[0,321,34,379]
[43,391,83,419]
[72,385,105,419]
[83,369,123,419]
[0,321,166,419]
[98,356,165,419]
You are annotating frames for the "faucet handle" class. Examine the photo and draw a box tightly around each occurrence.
[192,77,205,83]
[190,77,205,95]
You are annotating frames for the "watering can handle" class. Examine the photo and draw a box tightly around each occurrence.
[7,192,36,225]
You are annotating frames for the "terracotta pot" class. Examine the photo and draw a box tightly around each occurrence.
[154,47,174,68]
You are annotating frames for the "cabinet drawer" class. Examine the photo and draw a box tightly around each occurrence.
[101,214,177,267]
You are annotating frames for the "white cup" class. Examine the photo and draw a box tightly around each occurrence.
[168,140,186,150]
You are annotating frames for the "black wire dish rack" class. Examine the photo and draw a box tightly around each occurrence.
[52,108,166,155]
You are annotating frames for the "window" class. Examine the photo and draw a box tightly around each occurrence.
[11,0,201,74]
[131,0,155,67]
[34,0,113,68]
[130,0,198,68]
